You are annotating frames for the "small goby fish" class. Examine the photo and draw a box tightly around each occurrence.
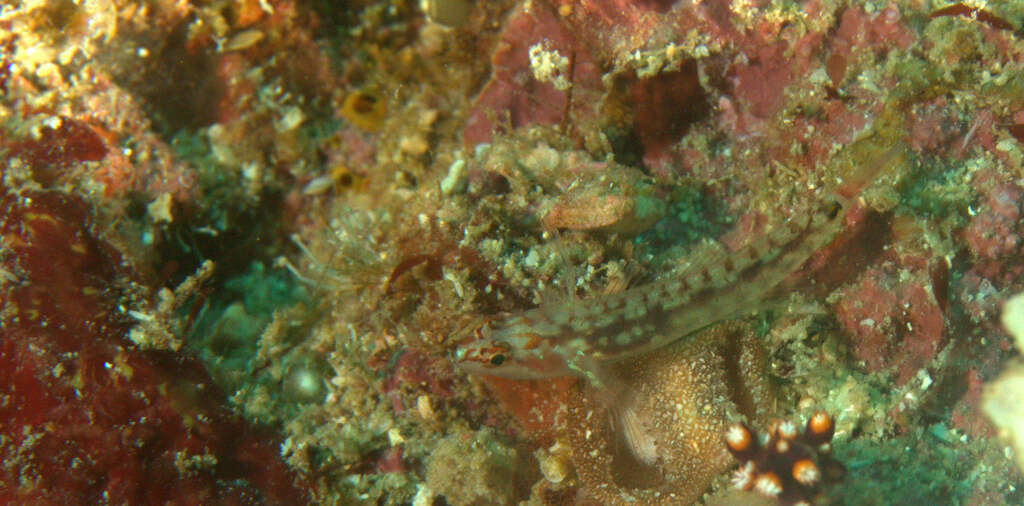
[455,195,848,382]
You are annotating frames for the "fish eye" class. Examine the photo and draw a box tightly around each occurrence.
[825,201,843,219]
[489,354,506,366]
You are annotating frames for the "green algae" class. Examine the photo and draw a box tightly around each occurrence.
[897,155,977,221]
[186,261,312,414]
[827,427,1022,505]
[639,184,732,266]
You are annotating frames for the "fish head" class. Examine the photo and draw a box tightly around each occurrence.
[453,315,568,379]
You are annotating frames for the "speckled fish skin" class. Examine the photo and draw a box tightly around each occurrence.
[456,197,847,380]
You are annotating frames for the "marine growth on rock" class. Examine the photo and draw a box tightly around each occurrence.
[3,0,1024,504]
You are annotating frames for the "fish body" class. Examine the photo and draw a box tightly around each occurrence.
[455,197,847,380]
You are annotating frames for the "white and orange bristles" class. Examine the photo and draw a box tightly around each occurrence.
[723,411,839,505]
[725,422,756,457]
[731,461,757,490]
[777,419,799,440]
[806,410,835,451]
[792,458,821,486]
[754,471,783,497]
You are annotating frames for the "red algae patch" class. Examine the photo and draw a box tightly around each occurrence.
[0,190,308,504]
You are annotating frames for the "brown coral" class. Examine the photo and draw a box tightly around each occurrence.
[564,321,773,505]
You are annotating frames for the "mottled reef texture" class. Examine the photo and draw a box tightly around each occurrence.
[3,0,1024,504]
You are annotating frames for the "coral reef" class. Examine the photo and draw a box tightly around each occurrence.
[4,0,1024,504]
